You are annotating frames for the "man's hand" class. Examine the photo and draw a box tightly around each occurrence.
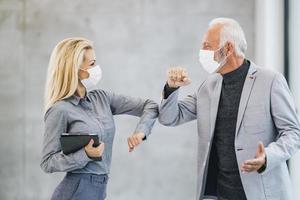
[241,141,266,173]
[127,132,145,152]
[167,67,191,88]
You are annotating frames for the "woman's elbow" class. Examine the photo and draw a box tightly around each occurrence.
[145,99,159,110]
[40,158,54,174]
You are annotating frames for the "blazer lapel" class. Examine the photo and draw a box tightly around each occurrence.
[235,63,258,137]
[210,74,223,137]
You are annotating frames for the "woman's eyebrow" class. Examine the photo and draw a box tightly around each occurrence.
[89,59,96,64]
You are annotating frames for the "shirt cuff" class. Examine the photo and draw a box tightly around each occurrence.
[72,148,93,166]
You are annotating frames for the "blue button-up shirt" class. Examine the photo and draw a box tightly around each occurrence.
[40,89,158,175]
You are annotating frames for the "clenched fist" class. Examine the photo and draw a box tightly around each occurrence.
[167,67,191,88]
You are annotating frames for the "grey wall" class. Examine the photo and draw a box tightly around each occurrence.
[0,0,255,199]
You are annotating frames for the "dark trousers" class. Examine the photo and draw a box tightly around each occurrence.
[51,173,108,200]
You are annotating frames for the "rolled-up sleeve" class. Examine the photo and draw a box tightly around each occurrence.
[106,91,158,138]
[40,105,92,173]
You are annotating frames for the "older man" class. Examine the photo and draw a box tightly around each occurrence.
[159,18,300,200]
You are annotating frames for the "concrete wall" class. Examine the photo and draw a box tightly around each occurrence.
[0,0,255,199]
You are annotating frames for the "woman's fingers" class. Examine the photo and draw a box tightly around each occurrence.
[97,143,105,156]
[85,141,105,158]
[127,138,134,148]
[87,139,94,147]
[127,133,144,152]
[127,137,135,152]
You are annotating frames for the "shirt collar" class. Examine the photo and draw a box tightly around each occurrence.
[222,59,250,84]
[67,92,91,105]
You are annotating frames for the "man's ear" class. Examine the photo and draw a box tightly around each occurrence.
[226,42,234,56]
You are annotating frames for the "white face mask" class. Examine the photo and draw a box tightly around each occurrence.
[199,48,228,74]
[80,65,102,91]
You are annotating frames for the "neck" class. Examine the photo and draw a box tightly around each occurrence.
[76,82,86,98]
[219,56,245,75]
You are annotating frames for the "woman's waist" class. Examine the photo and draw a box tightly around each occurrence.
[71,157,112,173]
[66,172,109,184]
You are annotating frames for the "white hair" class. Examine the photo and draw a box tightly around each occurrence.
[209,18,247,58]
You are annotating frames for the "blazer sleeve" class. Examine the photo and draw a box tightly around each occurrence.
[158,88,197,127]
[105,91,158,138]
[262,73,300,174]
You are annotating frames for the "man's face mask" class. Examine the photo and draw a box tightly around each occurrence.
[198,46,229,74]
[80,65,102,92]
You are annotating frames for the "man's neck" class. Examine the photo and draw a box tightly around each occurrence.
[219,57,245,75]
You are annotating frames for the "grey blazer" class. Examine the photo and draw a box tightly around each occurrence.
[159,61,300,200]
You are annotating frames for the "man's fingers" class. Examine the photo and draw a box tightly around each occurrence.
[244,158,261,166]
[177,78,191,86]
[258,141,265,153]
[241,165,254,172]
[182,77,191,84]
[241,158,262,173]
[182,70,188,78]
[242,161,259,171]
[168,67,188,83]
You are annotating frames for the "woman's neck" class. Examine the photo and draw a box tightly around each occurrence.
[76,82,86,98]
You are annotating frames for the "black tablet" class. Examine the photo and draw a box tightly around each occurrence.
[60,133,102,161]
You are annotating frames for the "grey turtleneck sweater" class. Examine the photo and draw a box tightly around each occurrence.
[163,60,250,200]
[213,59,249,200]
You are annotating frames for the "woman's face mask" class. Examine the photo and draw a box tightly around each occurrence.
[79,65,102,91]
[199,46,229,74]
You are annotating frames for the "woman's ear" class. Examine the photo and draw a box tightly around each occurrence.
[78,68,89,80]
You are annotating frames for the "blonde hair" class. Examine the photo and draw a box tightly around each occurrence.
[44,37,93,113]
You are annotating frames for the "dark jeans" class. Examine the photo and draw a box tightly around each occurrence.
[51,173,108,200]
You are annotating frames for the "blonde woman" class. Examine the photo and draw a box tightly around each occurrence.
[40,37,158,200]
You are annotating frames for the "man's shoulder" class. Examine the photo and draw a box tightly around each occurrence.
[250,62,281,81]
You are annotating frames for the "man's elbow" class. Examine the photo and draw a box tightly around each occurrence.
[158,114,177,127]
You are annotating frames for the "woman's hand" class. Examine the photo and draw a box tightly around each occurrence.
[84,139,105,158]
[127,132,145,152]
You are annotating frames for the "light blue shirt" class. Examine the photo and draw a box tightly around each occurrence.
[40,89,158,175]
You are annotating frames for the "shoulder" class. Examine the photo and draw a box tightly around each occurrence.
[44,101,69,121]
[87,89,112,103]
[252,62,286,86]
[251,63,283,81]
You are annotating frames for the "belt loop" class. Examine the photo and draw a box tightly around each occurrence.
[90,174,93,183]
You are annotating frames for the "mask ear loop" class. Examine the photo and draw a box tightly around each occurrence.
[213,44,232,73]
